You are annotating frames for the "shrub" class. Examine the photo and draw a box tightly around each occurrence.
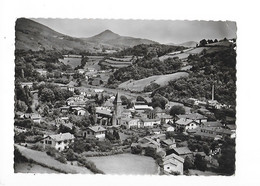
[131,145,142,154]
[55,155,67,164]
[31,144,44,151]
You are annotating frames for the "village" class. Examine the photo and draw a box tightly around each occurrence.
[14,62,236,175]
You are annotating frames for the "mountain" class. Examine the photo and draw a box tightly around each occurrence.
[15,18,158,51]
[166,41,198,48]
[15,18,95,51]
[176,41,198,48]
[84,30,158,48]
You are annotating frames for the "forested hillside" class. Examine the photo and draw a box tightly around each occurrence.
[154,47,236,106]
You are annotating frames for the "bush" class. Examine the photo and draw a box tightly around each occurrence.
[77,155,104,174]
[65,149,77,161]
[46,147,58,158]
[31,144,44,151]
[144,146,156,158]
[131,145,142,154]
[55,155,67,164]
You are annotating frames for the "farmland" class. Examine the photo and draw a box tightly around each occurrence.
[87,154,159,175]
[59,57,82,68]
[15,145,93,174]
[118,72,189,92]
[99,56,135,68]
[159,47,209,61]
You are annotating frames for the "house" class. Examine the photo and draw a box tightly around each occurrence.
[20,82,33,89]
[163,153,184,175]
[134,105,153,111]
[38,132,75,151]
[77,69,85,74]
[67,81,77,92]
[161,124,175,132]
[36,69,47,76]
[195,126,236,139]
[135,136,161,151]
[94,89,104,93]
[60,106,70,113]
[140,118,161,128]
[22,113,41,124]
[72,107,86,116]
[202,121,222,128]
[159,114,174,125]
[83,126,106,140]
[167,147,193,159]
[177,113,207,124]
[151,128,161,135]
[175,118,198,132]
[161,139,176,149]
[121,118,140,129]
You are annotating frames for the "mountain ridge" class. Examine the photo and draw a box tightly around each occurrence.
[15,18,158,51]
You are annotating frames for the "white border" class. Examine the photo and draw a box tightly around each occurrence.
[1,0,260,186]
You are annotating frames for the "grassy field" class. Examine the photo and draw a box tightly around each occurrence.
[159,47,209,61]
[15,145,93,174]
[188,169,218,176]
[14,162,60,173]
[87,154,159,175]
[118,72,189,92]
[59,57,82,68]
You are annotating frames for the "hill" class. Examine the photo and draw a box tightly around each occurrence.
[167,41,198,48]
[84,30,158,48]
[15,18,95,51]
[118,72,189,92]
[15,18,159,52]
[177,41,198,48]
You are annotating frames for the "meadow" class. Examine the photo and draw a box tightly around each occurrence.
[87,153,159,175]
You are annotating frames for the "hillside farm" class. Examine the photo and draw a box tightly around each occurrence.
[159,47,209,61]
[118,72,189,92]
[59,57,82,68]
[87,153,159,175]
[99,56,135,68]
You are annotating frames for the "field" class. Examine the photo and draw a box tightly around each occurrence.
[59,57,82,68]
[100,56,133,68]
[159,47,209,61]
[15,145,93,174]
[14,162,60,173]
[118,72,189,92]
[87,154,159,175]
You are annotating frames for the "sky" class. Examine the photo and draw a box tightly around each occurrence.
[32,19,237,44]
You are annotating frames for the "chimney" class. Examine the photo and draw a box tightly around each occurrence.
[212,85,214,101]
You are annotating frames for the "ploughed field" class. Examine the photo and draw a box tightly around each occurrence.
[87,153,159,175]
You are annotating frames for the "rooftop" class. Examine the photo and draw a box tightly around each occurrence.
[87,126,106,133]
[172,147,192,155]
[45,132,75,141]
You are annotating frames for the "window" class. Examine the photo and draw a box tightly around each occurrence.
[87,131,90,134]
[45,140,48,144]
[58,141,61,145]
[48,141,52,144]
[167,167,170,169]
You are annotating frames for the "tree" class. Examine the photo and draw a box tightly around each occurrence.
[218,145,235,175]
[184,156,194,170]
[199,39,207,47]
[40,88,55,102]
[194,154,207,171]
[16,100,28,112]
[169,105,185,122]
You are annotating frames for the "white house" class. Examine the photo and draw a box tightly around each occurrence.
[83,126,106,140]
[39,133,75,151]
[121,118,140,129]
[175,118,198,132]
[163,153,184,175]
[140,118,161,128]
[177,113,207,125]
